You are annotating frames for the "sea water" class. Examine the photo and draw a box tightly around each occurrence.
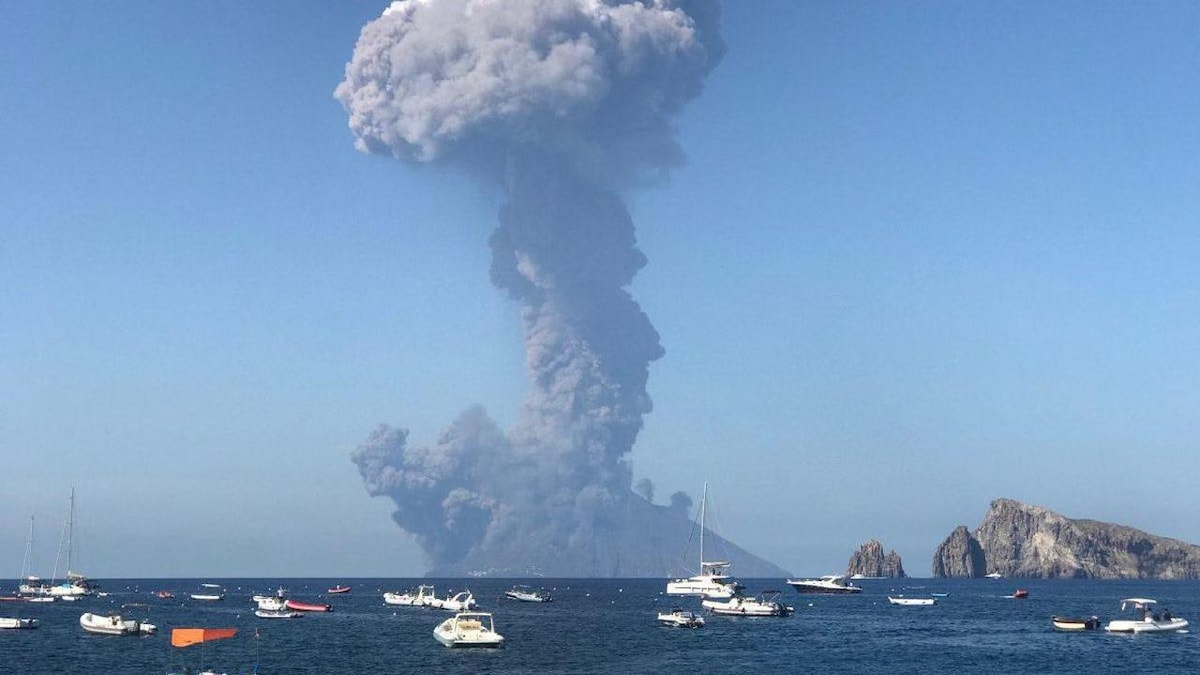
[2,577,1200,674]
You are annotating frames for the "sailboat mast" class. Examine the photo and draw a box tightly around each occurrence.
[65,487,75,574]
[699,482,707,566]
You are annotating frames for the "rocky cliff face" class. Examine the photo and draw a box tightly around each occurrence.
[846,539,906,578]
[931,525,987,577]
[932,498,1200,579]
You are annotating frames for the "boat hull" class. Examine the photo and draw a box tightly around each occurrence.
[1052,616,1100,631]
[285,599,332,612]
[888,597,936,606]
[1105,618,1189,633]
[79,613,156,636]
[0,618,38,630]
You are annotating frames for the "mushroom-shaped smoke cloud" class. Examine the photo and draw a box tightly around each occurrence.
[338,0,781,576]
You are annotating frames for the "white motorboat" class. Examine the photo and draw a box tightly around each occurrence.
[384,584,434,606]
[255,596,286,611]
[1104,598,1189,634]
[657,609,705,627]
[888,596,936,606]
[0,617,38,630]
[665,483,742,600]
[437,590,477,612]
[191,584,225,601]
[703,591,794,617]
[984,572,1003,579]
[254,608,302,619]
[433,612,504,648]
[79,612,157,636]
[786,574,863,594]
[504,585,552,602]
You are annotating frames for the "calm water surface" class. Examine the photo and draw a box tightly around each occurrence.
[3,577,1200,673]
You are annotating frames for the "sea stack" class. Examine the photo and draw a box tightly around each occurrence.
[846,539,906,578]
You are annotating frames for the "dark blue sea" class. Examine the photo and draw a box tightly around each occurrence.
[3,577,1200,674]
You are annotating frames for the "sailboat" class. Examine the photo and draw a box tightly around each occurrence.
[49,488,92,597]
[665,482,742,599]
[19,489,93,599]
[17,515,52,600]
[166,628,244,675]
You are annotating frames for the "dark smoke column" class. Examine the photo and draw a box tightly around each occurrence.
[337,0,783,576]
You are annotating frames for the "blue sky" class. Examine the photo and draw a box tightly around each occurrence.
[2,1,1197,578]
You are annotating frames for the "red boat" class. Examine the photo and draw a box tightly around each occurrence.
[285,599,332,612]
[327,586,351,594]
[1012,589,1029,599]
[156,591,175,599]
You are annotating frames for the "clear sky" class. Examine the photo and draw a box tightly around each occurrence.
[2,1,1197,579]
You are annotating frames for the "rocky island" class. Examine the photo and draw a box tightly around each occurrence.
[846,539,906,578]
[932,498,1200,579]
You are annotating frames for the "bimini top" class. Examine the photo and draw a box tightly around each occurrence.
[1119,598,1156,609]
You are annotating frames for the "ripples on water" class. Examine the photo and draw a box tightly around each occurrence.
[3,578,1200,674]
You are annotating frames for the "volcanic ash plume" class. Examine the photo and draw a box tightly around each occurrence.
[338,0,783,576]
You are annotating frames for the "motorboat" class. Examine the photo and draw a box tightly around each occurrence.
[504,585,552,602]
[657,609,705,628]
[702,591,794,617]
[849,574,885,580]
[984,572,1003,579]
[384,584,435,606]
[1104,598,1189,634]
[436,590,477,612]
[255,596,287,612]
[327,585,351,594]
[285,599,332,612]
[665,483,743,600]
[191,584,225,601]
[786,575,863,594]
[255,608,302,619]
[888,596,936,606]
[433,612,504,648]
[0,617,38,629]
[156,590,175,599]
[79,612,157,636]
[1009,589,1029,599]
[1052,615,1101,631]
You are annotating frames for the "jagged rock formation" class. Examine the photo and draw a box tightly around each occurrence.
[846,539,906,578]
[932,498,1200,579]
[931,525,987,577]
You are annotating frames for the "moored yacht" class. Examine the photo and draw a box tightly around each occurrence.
[665,483,743,600]
[702,590,794,617]
[786,574,863,594]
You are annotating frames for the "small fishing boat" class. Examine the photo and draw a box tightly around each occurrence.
[888,596,936,606]
[327,585,351,594]
[255,596,286,611]
[0,617,38,630]
[255,608,302,619]
[437,590,477,612]
[657,609,705,628]
[190,584,225,601]
[155,591,175,599]
[1104,598,1189,634]
[1009,589,1029,599]
[703,591,794,617]
[79,612,157,636]
[504,585,552,602]
[433,612,504,648]
[285,599,332,612]
[1052,615,1101,631]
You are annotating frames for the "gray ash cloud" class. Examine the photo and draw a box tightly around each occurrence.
[338,0,769,576]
